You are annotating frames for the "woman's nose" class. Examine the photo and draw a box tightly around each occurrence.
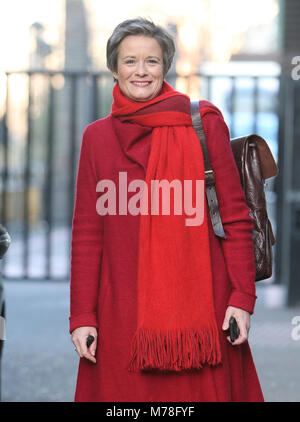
[135,61,148,76]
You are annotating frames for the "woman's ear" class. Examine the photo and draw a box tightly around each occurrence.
[110,70,118,82]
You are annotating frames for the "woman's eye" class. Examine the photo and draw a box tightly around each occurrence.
[124,59,158,65]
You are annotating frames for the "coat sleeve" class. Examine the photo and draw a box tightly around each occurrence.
[69,125,104,334]
[202,108,257,315]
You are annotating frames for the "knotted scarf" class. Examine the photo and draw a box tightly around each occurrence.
[111,81,222,372]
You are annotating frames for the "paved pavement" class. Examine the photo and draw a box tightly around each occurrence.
[1,280,77,402]
[1,280,300,402]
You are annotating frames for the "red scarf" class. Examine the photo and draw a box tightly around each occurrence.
[111,81,222,372]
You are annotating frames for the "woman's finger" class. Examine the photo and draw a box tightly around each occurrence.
[74,339,83,357]
[80,337,97,363]
[222,307,232,331]
[89,336,97,357]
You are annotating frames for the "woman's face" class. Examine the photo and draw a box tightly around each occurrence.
[111,35,164,102]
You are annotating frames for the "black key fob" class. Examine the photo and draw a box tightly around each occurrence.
[229,317,240,342]
[86,335,95,348]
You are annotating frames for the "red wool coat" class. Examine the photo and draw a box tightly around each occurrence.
[69,101,264,402]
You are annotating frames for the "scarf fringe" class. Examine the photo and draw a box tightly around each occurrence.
[127,326,222,372]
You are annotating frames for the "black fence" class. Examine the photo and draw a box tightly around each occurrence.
[0,70,280,281]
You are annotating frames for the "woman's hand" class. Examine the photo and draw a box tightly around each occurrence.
[71,326,98,363]
[222,306,250,346]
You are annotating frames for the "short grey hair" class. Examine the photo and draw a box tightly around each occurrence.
[106,18,175,78]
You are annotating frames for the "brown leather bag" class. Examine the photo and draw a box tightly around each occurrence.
[190,100,279,282]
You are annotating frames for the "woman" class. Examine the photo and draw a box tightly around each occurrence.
[69,17,264,402]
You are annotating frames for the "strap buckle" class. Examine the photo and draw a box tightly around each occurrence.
[204,169,215,187]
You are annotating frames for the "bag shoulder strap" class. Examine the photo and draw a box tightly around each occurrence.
[190,100,226,239]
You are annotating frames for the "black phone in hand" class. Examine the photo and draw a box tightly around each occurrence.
[229,317,240,342]
[86,335,95,348]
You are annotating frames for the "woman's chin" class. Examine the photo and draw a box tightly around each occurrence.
[126,88,159,102]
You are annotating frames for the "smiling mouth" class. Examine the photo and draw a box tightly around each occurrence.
[131,81,152,87]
